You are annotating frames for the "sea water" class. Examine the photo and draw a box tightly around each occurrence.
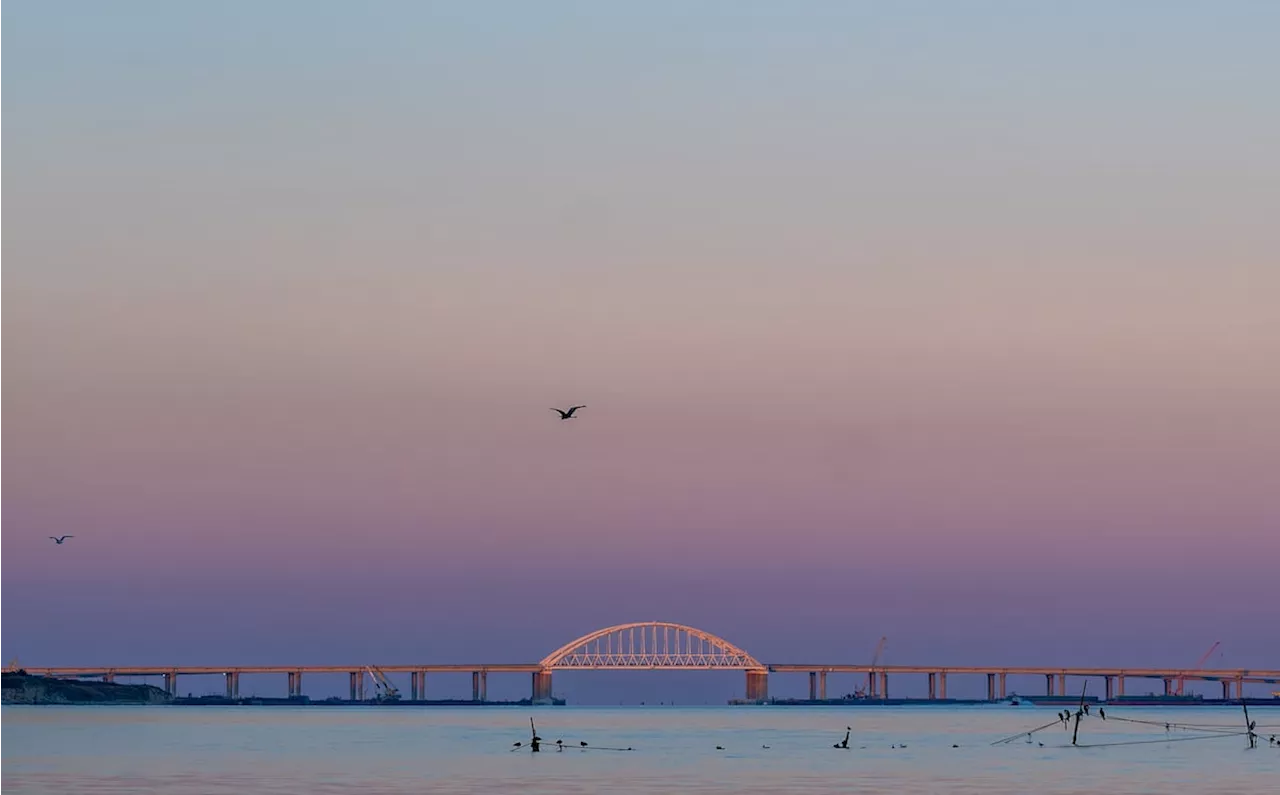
[3,705,1278,794]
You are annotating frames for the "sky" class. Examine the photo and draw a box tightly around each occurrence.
[3,1,1279,702]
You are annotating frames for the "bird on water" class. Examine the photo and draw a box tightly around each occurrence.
[551,405,586,420]
[48,536,74,545]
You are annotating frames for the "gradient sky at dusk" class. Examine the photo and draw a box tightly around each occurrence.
[4,1,1278,701]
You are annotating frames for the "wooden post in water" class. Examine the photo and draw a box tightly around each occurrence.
[1071,681,1088,746]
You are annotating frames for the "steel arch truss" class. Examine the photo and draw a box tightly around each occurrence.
[539,622,764,670]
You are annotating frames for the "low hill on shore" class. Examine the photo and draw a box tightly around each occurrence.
[2,672,172,704]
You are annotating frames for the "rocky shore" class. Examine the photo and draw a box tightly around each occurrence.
[2,672,172,704]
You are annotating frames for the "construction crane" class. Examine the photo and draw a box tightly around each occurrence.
[1176,641,1220,696]
[869,636,888,697]
[852,637,888,699]
[364,666,401,702]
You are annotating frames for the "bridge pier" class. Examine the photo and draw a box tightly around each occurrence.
[987,673,996,701]
[1221,680,1231,700]
[532,671,553,702]
[286,671,303,698]
[1116,675,1124,697]
[102,673,115,684]
[1045,674,1054,696]
[1057,673,1066,695]
[1163,677,1173,696]
[999,672,1007,699]
[348,671,367,701]
[807,671,829,700]
[410,671,425,701]
[472,671,487,702]
[1235,676,1244,700]
[224,672,239,699]
[939,672,948,699]
[164,672,177,695]
[1105,676,1114,701]
[745,670,769,702]
[928,672,937,699]
[879,671,888,699]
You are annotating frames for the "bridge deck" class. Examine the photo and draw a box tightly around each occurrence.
[17,664,1280,683]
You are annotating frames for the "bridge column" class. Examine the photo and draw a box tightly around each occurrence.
[809,672,818,701]
[349,672,359,701]
[1163,678,1173,696]
[1057,673,1067,695]
[288,671,302,697]
[928,672,937,699]
[164,672,177,695]
[102,673,115,684]
[987,673,996,701]
[1221,680,1230,700]
[745,670,768,702]
[939,672,948,700]
[225,672,240,699]
[819,671,827,700]
[472,671,488,702]
[532,671,553,702]
[1105,676,1114,701]
[409,671,423,701]
[1116,675,1124,697]
[1046,674,1055,696]
[879,671,888,699]
[1234,676,1244,700]
[999,672,1007,698]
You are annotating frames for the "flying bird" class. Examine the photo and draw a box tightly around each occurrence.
[49,536,74,545]
[550,405,586,420]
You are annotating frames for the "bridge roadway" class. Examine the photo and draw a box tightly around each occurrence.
[21,664,1280,703]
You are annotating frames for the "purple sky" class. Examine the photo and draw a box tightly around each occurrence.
[4,2,1278,701]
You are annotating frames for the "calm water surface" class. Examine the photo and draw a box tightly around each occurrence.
[4,705,1278,794]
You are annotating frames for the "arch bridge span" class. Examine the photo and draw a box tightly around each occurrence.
[539,621,765,671]
[530,621,767,701]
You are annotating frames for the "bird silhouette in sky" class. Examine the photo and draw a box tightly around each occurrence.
[551,405,586,420]
[49,536,74,545]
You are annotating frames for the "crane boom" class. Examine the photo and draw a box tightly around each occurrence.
[867,636,888,697]
[1176,641,1220,696]
[364,666,401,701]
[870,636,888,668]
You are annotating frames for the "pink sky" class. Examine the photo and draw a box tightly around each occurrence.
[4,3,1278,691]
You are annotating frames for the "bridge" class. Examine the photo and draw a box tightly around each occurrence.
[18,621,1280,703]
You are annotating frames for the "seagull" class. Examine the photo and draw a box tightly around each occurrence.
[550,405,586,420]
[49,536,74,545]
